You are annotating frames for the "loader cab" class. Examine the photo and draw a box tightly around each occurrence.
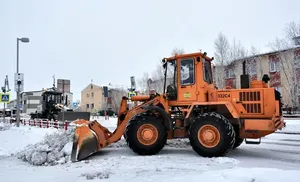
[163,52,214,102]
[41,91,63,113]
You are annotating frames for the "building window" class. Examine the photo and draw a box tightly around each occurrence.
[225,69,235,78]
[180,58,195,85]
[91,92,94,98]
[91,103,94,109]
[86,93,89,97]
[91,85,93,89]
[269,61,280,72]
[86,104,89,108]
[269,55,281,72]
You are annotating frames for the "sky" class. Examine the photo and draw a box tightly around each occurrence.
[1,0,300,105]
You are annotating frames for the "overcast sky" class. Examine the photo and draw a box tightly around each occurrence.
[1,0,300,104]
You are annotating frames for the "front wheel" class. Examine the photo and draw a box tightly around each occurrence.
[125,113,168,155]
[189,112,235,157]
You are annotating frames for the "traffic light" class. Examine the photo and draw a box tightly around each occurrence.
[14,73,24,92]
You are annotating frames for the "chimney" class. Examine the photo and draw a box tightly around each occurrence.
[292,36,300,46]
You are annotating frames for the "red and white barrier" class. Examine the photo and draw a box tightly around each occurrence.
[9,119,73,131]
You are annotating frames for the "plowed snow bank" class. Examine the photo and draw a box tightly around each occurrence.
[17,130,74,166]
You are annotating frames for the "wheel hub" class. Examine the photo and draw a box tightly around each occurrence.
[142,129,153,140]
[198,125,220,148]
[137,124,158,146]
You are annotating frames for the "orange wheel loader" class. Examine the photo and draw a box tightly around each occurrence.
[70,51,286,162]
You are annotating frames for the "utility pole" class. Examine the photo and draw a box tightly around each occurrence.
[15,37,29,127]
[62,79,65,122]
[2,75,10,122]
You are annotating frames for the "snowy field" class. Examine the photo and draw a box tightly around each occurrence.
[0,118,300,182]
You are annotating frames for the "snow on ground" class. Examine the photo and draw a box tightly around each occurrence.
[0,117,300,182]
[0,121,10,131]
[277,119,300,134]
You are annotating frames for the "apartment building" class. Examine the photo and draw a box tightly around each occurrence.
[80,83,105,113]
[20,90,44,114]
[214,46,300,108]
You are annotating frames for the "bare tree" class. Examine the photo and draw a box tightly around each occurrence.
[139,47,184,94]
[109,88,127,113]
[213,32,230,88]
[137,72,150,94]
[284,20,300,45]
[229,39,248,61]
[171,47,185,56]
[249,45,261,56]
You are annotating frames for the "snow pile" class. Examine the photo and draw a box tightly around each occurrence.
[17,130,74,166]
[0,122,11,131]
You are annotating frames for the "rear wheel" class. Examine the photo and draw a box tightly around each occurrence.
[232,125,244,149]
[125,113,167,155]
[189,112,235,157]
[233,138,244,149]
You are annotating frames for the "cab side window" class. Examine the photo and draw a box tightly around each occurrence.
[180,58,195,85]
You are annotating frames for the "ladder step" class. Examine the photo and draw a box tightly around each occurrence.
[245,138,261,144]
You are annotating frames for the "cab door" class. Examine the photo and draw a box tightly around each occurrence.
[177,57,197,101]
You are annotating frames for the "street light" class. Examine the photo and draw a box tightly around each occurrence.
[16,37,30,127]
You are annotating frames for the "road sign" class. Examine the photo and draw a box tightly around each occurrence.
[128,91,136,99]
[0,93,10,103]
[73,102,78,108]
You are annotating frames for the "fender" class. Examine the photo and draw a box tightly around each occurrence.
[141,105,173,130]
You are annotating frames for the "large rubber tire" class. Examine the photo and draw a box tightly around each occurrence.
[188,112,235,157]
[125,113,168,155]
[233,138,244,149]
[232,125,244,149]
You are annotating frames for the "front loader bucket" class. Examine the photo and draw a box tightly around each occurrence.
[70,119,112,162]
[71,120,99,162]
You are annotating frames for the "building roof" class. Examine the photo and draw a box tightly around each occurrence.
[81,83,102,93]
[21,90,43,93]
[21,89,73,95]
[231,45,300,63]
